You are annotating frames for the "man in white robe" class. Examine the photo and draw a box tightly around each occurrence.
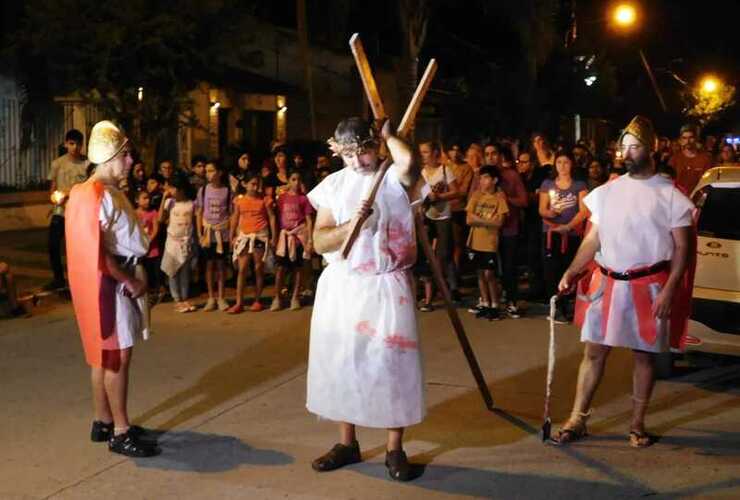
[307,118,422,481]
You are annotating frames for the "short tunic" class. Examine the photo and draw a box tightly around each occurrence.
[306,165,424,428]
[578,174,693,352]
[98,185,150,350]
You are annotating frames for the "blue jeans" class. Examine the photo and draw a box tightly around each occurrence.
[168,259,191,302]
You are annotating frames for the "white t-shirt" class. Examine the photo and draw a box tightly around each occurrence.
[48,154,89,216]
[584,174,694,273]
[98,185,150,259]
[422,165,456,220]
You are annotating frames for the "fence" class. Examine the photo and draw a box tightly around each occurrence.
[0,97,65,190]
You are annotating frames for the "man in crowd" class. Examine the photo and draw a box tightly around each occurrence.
[669,124,713,194]
[46,129,90,290]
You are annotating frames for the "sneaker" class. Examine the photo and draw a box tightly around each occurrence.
[269,297,282,312]
[385,449,412,482]
[108,430,160,458]
[419,302,434,312]
[226,304,244,314]
[468,298,485,314]
[475,307,490,319]
[218,298,230,311]
[486,307,502,321]
[506,303,521,319]
[203,298,217,312]
[185,301,198,312]
[312,440,362,472]
[174,302,190,313]
[249,301,264,312]
[289,298,301,311]
[90,420,113,442]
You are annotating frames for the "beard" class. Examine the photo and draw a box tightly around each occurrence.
[624,155,651,175]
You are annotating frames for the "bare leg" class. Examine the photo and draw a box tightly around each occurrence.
[477,271,490,306]
[340,422,356,446]
[387,427,404,452]
[631,350,656,432]
[104,348,133,434]
[205,260,215,299]
[216,260,225,300]
[2,270,20,309]
[571,342,612,415]
[91,367,113,423]
[235,255,248,307]
[273,267,285,299]
[485,271,500,306]
[253,254,264,300]
[291,267,303,301]
[423,279,433,305]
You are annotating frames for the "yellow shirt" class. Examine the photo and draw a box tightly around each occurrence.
[465,190,509,252]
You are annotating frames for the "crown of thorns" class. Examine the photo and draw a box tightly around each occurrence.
[327,129,379,157]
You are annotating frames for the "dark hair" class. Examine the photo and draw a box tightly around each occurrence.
[65,129,83,143]
[148,173,164,184]
[191,154,207,166]
[419,140,441,154]
[334,117,374,144]
[167,172,193,198]
[287,168,303,179]
[551,151,575,178]
[498,146,514,163]
[242,170,261,185]
[479,165,500,183]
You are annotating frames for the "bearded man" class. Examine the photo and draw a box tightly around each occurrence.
[552,116,694,448]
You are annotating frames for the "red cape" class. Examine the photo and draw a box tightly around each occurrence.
[65,180,119,369]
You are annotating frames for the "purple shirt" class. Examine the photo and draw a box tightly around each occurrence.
[196,185,231,240]
[540,179,587,233]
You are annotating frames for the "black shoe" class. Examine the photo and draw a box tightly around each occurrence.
[419,302,435,312]
[108,430,160,457]
[385,449,411,481]
[91,420,113,442]
[506,303,521,319]
[450,289,462,304]
[486,307,502,321]
[9,305,28,317]
[311,441,362,472]
[475,307,490,319]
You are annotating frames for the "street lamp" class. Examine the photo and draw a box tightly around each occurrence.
[613,3,637,28]
[700,76,720,94]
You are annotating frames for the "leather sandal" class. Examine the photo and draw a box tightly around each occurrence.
[311,441,361,472]
[385,449,411,481]
[629,430,656,448]
[550,409,592,446]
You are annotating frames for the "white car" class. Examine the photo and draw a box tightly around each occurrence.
[656,165,740,377]
[684,165,740,356]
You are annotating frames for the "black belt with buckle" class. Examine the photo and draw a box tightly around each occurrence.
[599,261,669,281]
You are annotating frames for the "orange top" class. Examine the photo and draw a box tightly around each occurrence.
[234,195,272,234]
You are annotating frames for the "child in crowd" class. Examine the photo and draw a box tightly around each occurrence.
[196,161,232,311]
[0,261,27,317]
[229,172,276,313]
[271,170,314,311]
[465,166,509,320]
[135,191,162,301]
[160,175,197,313]
[146,174,164,210]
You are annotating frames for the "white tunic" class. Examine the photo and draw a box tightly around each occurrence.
[98,185,150,349]
[579,174,694,352]
[306,166,425,428]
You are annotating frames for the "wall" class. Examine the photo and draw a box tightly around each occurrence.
[0,191,51,231]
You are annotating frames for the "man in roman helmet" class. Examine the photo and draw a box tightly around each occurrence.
[65,120,158,457]
[552,116,694,448]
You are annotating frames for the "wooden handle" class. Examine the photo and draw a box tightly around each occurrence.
[397,59,437,138]
[349,33,386,120]
[339,158,392,259]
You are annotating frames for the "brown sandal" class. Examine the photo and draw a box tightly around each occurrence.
[550,409,592,446]
[311,440,362,472]
[629,430,656,448]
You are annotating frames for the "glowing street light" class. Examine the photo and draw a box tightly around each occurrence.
[613,3,637,27]
[701,76,720,94]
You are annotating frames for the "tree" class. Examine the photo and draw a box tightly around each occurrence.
[6,0,260,166]
[684,80,736,127]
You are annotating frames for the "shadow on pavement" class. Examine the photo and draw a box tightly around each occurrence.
[351,462,648,498]
[133,430,293,472]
